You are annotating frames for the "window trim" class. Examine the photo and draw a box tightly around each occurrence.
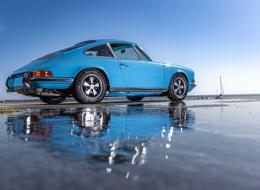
[109,43,141,61]
[134,45,152,62]
[83,43,116,59]
[107,43,117,58]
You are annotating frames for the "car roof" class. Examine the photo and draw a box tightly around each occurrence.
[76,39,135,46]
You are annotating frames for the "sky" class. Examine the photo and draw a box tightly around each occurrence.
[0,0,260,99]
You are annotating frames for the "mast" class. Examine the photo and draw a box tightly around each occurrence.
[220,75,224,96]
[216,75,224,99]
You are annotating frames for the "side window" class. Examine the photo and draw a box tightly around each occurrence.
[110,43,140,60]
[134,45,152,61]
[85,44,113,57]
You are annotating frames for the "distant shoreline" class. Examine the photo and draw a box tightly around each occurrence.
[1,94,260,103]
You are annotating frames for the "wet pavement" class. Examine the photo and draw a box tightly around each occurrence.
[1,99,260,190]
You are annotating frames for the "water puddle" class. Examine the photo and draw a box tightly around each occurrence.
[4,102,195,164]
[2,101,260,189]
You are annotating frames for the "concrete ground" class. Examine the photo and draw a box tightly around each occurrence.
[0,98,260,190]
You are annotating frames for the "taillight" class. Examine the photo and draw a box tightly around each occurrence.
[32,71,53,77]
[23,71,52,88]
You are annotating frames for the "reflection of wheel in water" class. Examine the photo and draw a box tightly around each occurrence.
[72,108,110,138]
[76,108,110,129]
[169,101,186,107]
[168,101,187,128]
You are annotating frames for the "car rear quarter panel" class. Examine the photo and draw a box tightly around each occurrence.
[42,50,126,88]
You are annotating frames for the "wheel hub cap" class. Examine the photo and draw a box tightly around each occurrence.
[173,77,186,98]
[82,75,102,98]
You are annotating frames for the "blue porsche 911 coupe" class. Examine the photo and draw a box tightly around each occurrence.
[6,39,196,104]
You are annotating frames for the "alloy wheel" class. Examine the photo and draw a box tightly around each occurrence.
[82,74,102,98]
[173,77,187,99]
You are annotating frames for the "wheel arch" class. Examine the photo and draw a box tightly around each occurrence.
[169,72,189,88]
[177,72,189,83]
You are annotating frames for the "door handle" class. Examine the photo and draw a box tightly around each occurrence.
[119,63,129,67]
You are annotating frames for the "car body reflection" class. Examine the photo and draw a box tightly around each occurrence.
[5,102,195,167]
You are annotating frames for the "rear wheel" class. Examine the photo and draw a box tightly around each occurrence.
[126,96,144,102]
[167,74,188,101]
[74,70,107,104]
[39,96,66,104]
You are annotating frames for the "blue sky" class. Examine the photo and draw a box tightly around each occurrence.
[0,0,260,99]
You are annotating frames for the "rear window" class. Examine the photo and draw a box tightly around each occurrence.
[84,44,114,57]
[35,40,96,61]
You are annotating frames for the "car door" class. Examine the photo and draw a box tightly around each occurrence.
[83,43,126,88]
[110,43,164,89]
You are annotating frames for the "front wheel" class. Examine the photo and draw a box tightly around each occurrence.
[74,70,107,104]
[167,74,188,101]
[126,96,144,102]
[39,96,66,104]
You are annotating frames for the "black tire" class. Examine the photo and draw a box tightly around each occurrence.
[74,70,107,104]
[167,74,188,101]
[126,96,144,102]
[39,96,66,104]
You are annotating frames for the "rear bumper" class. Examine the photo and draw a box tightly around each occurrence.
[29,77,74,89]
[6,75,74,94]
[188,83,196,92]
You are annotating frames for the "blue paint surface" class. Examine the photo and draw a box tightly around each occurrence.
[6,39,195,97]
